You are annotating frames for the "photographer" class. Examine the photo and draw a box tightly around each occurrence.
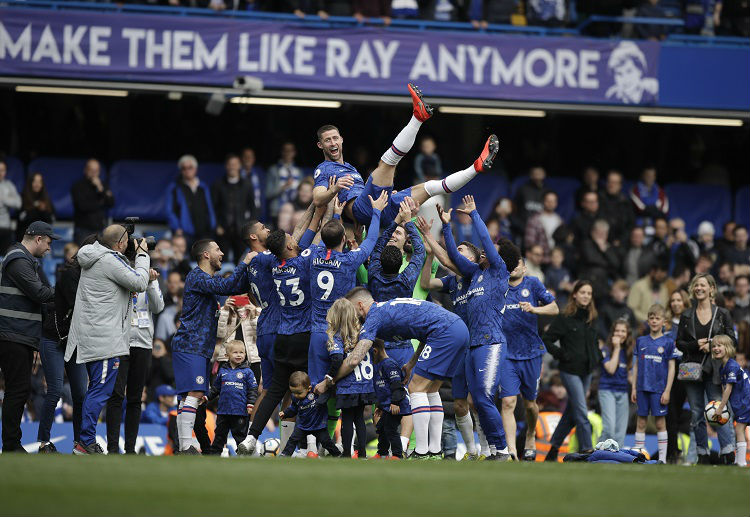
[106,245,165,455]
[65,224,151,455]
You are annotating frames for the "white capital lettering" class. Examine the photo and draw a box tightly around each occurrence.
[372,39,399,78]
[554,49,578,87]
[63,25,87,65]
[0,22,31,60]
[325,38,350,77]
[466,45,492,84]
[409,43,437,81]
[31,25,61,64]
[351,40,378,78]
[579,50,600,89]
[524,48,554,87]
[194,32,226,70]
[121,28,146,68]
[294,35,316,76]
[88,26,110,66]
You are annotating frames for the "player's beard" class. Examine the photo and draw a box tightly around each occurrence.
[211,256,222,271]
[324,145,341,162]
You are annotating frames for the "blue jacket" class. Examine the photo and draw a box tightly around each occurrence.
[141,402,171,426]
[165,179,217,236]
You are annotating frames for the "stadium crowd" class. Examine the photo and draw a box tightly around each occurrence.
[98,0,749,38]
[0,85,749,466]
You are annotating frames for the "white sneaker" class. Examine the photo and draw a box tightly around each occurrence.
[237,435,256,456]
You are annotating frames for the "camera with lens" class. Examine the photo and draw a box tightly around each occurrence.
[123,217,156,260]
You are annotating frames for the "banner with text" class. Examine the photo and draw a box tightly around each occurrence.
[0,7,747,110]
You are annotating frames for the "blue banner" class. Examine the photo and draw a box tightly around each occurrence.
[0,7,747,110]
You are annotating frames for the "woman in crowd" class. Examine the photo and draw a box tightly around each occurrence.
[542,280,600,461]
[665,289,693,463]
[676,273,737,465]
[16,172,55,240]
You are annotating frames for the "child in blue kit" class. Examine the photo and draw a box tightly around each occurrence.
[631,304,678,463]
[598,319,633,449]
[279,371,342,458]
[712,335,750,467]
[206,341,258,455]
[372,339,411,458]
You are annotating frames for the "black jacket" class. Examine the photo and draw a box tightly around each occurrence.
[71,177,114,232]
[42,258,81,344]
[676,305,735,383]
[579,238,621,298]
[598,191,634,246]
[542,308,600,377]
[211,176,257,235]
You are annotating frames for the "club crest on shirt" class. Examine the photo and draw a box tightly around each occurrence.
[657,347,664,354]
[196,376,205,385]
[521,288,530,298]
[237,372,243,379]
[477,275,483,283]
[457,282,462,290]
[307,393,314,400]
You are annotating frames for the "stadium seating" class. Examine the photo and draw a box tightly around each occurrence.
[736,185,750,228]
[510,176,581,222]
[4,156,25,192]
[27,157,108,220]
[664,183,732,236]
[450,173,509,220]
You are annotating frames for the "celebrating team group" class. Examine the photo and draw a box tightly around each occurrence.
[172,84,555,461]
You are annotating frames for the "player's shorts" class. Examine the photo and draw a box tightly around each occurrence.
[351,176,413,226]
[414,319,470,381]
[451,348,469,400]
[636,390,668,417]
[466,343,503,398]
[733,408,750,424]
[308,332,331,385]
[256,333,276,390]
[499,356,543,400]
[384,341,414,368]
[173,351,211,395]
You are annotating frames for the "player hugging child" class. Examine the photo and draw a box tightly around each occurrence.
[631,304,679,463]
[711,335,750,467]
[206,340,258,454]
[279,371,342,458]
[372,339,411,459]
[328,300,375,459]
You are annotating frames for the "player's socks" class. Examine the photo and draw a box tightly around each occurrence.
[657,431,668,464]
[280,420,295,452]
[635,432,646,451]
[477,420,491,456]
[307,433,318,454]
[380,116,422,166]
[736,442,747,466]
[177,396,199,451]
[427,392,444,454]
[410,392,430,454]
[424,165,476,196]
[489,444,497,456]
[455,412,477,455]
[400,435,410,453]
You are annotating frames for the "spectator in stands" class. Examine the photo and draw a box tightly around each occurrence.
[16,172,55,243]
[669,217,700,274]
[716,221,737,257]
[513,166,546,229]
[684,0,722,35]
[649,215,670,263]
[629,166,668,234]
[665,288,690,463]
[170,234,192,278]
[696,220,719,265]
[733,275,750,325]
[598,279,637,339]
[718,0,749,37]
[155,272,184,346]
[622,226,651,284]
[627,261,670,324]
[580,219,622,301]
[525,244,546,283]
[294,177,315,211]
[545,246,572,307]
[212,153,257,263]
[526,0,566,26]
[321,0,353,16]
[167,155,216,245]
[676,273,737,465]
[413,136,444,184]
[142,385,177,426]
[635,0,669,40]
[275,202,296,234]
[525,190,562,260]
[472,0,519,26]
[574,166,600,208]
[266,142,303,219]
[716,262,734,295]
[722,225,750,265]
[491,197,516,243]
[571,191,600,244]
[149,312,177,396]
[671,264,692,293]
[598,170,634,247]
[151,239,174,292]
[0,221,57,452]
[694,252,714,275]
[353,0,392,23]
[163,270,185,309]
[240,147,265,222]
[71,159,114,245]
[0,159,21,254]
[391,0,419,18]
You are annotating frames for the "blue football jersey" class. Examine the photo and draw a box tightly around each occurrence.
[283,391,327,431]
[599,347,630,392]
[721,359,750,415]
[272,249,313,335]
[373,357,411,414]
[336,348,375,395]
[438,274,470,322]
[212,365,258,416]
[503,276,556,360]
[310,209,381,333]
[247,251,280,336]
[313,161,364,205]
[635,334,679,393]
[359,298,461,344]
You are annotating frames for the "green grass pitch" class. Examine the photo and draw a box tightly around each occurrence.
[0,455,748,516]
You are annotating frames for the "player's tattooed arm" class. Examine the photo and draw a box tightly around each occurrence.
[335,339,374,381]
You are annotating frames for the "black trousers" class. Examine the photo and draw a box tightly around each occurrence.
[341,405,367,458]
[666,378,688,461]
[209,414,249,454]
[377,411,403,458]
[215,227,247,265]
[106,347,152,453]
[248,332,309,438]
[0,341,33,451]
[281,427,340,457]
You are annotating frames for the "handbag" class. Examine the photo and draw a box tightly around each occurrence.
[677,307,716,381]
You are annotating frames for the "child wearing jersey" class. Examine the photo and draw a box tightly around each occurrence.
[631,304,678,463]
[598,320,633,449]
[712,335,750,467]
[372,340,411,458]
